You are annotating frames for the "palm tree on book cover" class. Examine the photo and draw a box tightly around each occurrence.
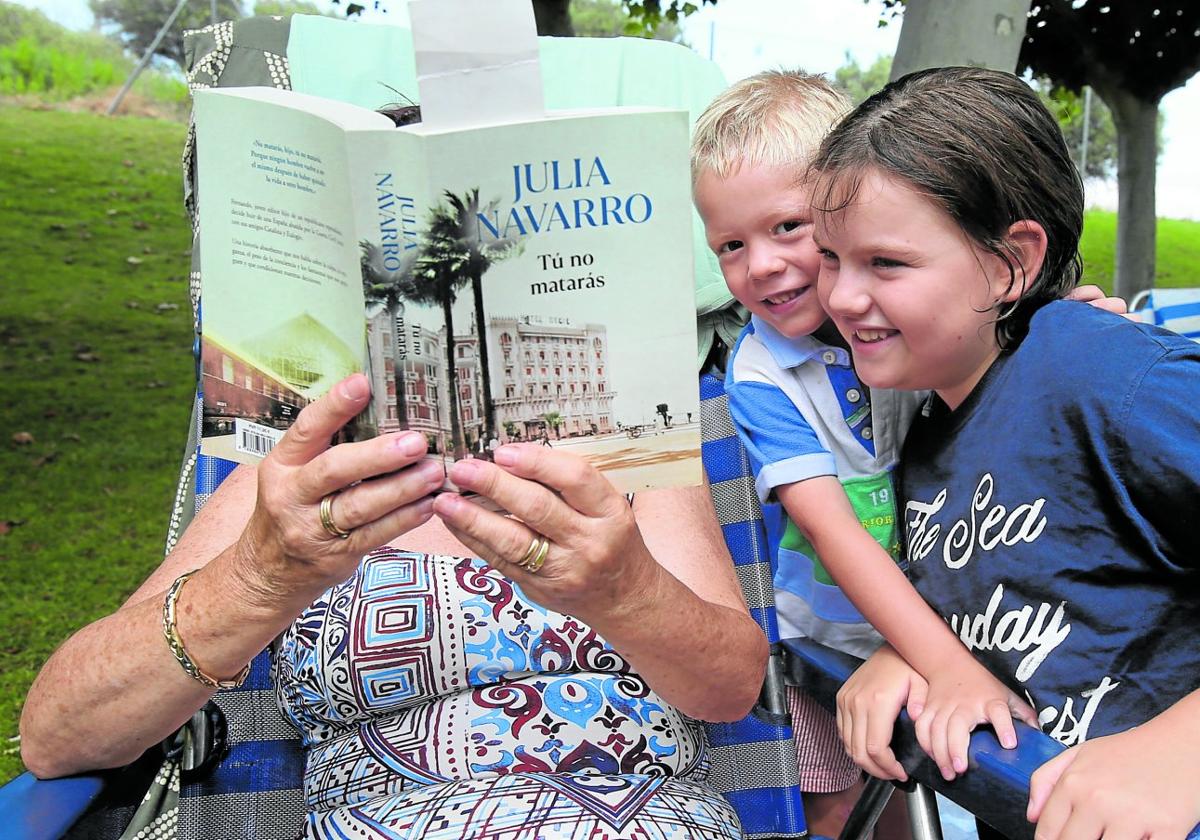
[542,410,563,440]
[414,188,520,457]
[361,239,418,430]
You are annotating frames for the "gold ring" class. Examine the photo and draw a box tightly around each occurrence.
[319,493,352,539]
[524,537,551,573]
[516,535,541,567]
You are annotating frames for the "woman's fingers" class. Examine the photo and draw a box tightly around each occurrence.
[491,444,618,519]
[265,374,435,501]
[432,491,545,576]
[269,374,371,468]
[297,431,433,500]
[446,456,578,542]
[349,495,437,553]
[325,459,445,532]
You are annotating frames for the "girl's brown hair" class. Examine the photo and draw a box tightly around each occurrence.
[810,66,1084,348]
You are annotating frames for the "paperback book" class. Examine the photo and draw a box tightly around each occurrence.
[193,86,701,493]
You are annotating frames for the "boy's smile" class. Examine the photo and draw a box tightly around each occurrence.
[694,164,827,340]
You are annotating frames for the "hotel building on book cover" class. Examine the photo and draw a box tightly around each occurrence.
[369,312,615,453]
[200,338,311,437]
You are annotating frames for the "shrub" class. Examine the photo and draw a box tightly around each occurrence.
[0,37,122,98]
[0,2,187,108]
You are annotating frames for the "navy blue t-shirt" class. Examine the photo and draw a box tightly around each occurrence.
[899,300,1200,747]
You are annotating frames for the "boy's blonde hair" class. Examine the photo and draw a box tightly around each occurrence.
[690,69,851,184]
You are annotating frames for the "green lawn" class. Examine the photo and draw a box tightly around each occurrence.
[1080,209,1200,291]
[0,106,192,781]
[1,103,1199,785]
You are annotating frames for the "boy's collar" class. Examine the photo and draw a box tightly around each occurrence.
[749,315,852,369]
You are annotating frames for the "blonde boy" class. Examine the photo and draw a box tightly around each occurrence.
[690,71,1034,835]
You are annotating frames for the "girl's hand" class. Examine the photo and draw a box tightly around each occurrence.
[836,643,929,782]
[914,661,1040,781]
[1028,725,1200,840]
[234,373,442,604]
[1065,283,1128,315]
[430,443,661,624]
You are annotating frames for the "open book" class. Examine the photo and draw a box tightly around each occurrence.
[192,86,701,493]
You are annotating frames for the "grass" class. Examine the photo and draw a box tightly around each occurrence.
[1,102,1200,786]
[0,105,192,781]
[1079,209,1200,291]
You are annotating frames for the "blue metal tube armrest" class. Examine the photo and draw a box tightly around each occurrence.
[0,771,107,839]
[782,636,1200,840]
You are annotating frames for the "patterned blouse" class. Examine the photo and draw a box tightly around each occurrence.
[275,547,743,839]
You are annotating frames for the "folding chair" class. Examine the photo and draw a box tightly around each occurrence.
[1129,287,1200,341]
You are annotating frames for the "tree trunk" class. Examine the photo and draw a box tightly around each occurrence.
[889,0,1032,81]
[1104,87,1158,301]
[471,270,495,444]
[443,298,466,459]
[532,0,574,36]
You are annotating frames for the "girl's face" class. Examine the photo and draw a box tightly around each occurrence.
[815,169,1015,410]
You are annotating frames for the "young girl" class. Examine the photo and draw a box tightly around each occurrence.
[810,66,1200,839]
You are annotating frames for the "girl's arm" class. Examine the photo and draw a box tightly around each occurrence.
[777,477,1038,779]
[1028,688,1200,838]
[433,448,769,723]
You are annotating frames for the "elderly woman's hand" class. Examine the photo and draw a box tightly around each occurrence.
[233,373,444,604]
[431,443,660,624]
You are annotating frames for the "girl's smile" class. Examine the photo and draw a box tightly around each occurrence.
[815,168,1022,410]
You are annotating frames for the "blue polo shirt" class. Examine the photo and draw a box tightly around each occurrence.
[726,317,925,658]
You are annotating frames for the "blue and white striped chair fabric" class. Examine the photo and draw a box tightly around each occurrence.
[1131,287,1200,341]
[699,371,807,839]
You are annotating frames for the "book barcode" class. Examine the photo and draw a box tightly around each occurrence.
[234,419,284,459]
[240,428,274,456]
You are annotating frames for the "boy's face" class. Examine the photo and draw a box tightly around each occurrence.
[694,164,827,339]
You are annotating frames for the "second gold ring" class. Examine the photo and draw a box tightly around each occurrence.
[517,535,550,573]
[319,493,352,539]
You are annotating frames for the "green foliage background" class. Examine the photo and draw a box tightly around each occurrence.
[0,2,188,111]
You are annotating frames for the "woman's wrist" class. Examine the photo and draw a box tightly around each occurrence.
[580,541,667,631]
[226,518,319,616]
[166,538,309,680]
[162,570,251,689]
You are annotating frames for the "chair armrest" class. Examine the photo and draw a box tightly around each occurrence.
[781,636,1200,840]
[0,771,107,840]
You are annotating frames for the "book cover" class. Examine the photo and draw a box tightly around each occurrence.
[194,87,700,493]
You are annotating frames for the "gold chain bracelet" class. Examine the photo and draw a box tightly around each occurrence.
[162,570,251,690]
